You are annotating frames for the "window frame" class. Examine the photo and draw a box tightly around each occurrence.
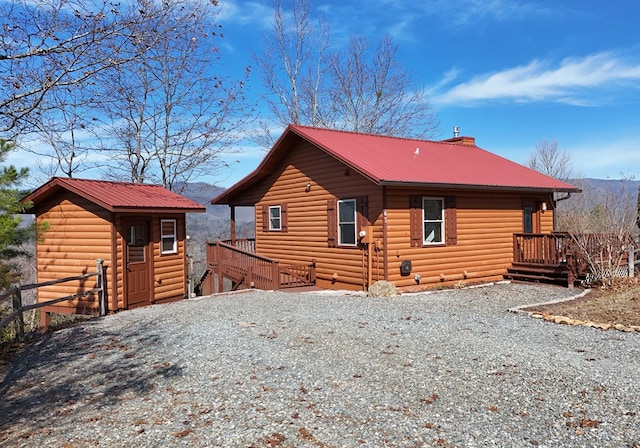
[268,205,282,231]
[160,219,178,255]
[422,196,445,245]
[337,198,357,247]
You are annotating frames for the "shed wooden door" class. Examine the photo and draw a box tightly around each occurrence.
[124,220,152,309]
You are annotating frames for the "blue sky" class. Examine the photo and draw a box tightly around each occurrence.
[214,0,640,187]
[8,0,640,188]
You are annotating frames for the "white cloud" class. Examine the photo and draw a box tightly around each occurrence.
[566,138,640,180]
[431,52,640,106]
[217,1,272,29]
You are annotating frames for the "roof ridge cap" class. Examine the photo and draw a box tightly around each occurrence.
[290,124,451,146]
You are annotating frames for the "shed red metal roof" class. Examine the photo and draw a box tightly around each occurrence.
[212,125,578,204]
[24,177,206,213]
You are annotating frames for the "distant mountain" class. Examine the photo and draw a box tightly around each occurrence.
[178,182,254,222]
[571,178,640,198]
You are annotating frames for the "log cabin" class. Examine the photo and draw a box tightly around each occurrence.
[23,177,205,324]
[209,125,580,292]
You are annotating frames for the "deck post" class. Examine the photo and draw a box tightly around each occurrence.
[216,244,224,293]
[230,205,236,244]
[629,246,635,278]
[272,261,280,290]
[12,287,25,342]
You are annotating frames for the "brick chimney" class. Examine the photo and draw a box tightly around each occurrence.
[441,136,476,146]
[440,126,475,146]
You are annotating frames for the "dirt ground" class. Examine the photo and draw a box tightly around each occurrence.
[525,278,640,327]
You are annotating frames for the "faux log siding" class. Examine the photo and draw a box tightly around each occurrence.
[253,142,384,290]
[150,215,187,303]
[114,215,125,310]
[386,189,553,288]
[35,195,113,311]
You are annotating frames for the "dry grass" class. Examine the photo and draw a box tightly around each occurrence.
[526,278,640,327]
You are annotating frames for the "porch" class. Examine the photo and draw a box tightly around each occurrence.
[197,239,316,294]
[507,232,637,287]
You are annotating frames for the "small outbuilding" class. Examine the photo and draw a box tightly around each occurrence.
[23,177,205,323]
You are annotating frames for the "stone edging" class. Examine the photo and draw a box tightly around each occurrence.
[509,288,640,333]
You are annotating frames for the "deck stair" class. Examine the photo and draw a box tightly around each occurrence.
[506,262,574,286]
[507,233,584,287]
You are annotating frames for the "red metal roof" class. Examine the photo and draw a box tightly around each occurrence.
[290,125,577,190]
[24,177,206,213]
[213,125,578,204]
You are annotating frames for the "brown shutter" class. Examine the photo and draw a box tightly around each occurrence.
[356,196,369,231]
[327,199,337,247]
[261,205,268,232]
[281,203,288,233]
[445,195,457,246]
[409,195,422,247]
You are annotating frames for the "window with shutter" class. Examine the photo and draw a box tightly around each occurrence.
[261,205,268,232]
[160,219,177,254]
[409,195,457,246]
[269,205,281,231]
[445,196,457,245]
[281,203,288,233]
[327,199,337,247]
[409,195,422,247]
[338,199,357,246]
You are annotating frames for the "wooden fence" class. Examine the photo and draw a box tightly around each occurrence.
[0,259,106,342]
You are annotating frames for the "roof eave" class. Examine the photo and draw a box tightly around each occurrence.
[378,180,581,193]
[112,206,206,214]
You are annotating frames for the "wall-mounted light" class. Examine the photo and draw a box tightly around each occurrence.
[541,202,547,212]
[305,182,312,192]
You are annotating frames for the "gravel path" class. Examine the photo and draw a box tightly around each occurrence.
[1,282,638,447]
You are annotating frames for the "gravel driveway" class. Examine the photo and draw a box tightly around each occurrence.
[1,282,638,447]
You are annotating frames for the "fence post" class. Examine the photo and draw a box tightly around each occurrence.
[96,259,106,317]
[186,254,194,298]
[12,287,25,342]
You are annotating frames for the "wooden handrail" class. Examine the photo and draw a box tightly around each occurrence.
[205,240,315,292]
[0,259,106,342]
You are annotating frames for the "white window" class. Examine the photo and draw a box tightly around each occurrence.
[161,219,177,254]
[269,206,282,231]
[338,199,357,246]
[422,197,444,244]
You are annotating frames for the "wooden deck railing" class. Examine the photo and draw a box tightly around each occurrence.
[203,239,315,293]
[512,232,573,265]
[0,259,106,341]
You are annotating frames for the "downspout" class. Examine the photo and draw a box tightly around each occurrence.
[383,186,389,281]
[552,191,574,231]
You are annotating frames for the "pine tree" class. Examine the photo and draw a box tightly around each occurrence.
[0,139,32,290]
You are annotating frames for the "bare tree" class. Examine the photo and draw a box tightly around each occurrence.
[254,0,437,147]
[0,0,159,137]
[327,35,437,137]
[558,177,638,287]
[526,139,574,181]
[253,0,329,146]
[96,0,250,192]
